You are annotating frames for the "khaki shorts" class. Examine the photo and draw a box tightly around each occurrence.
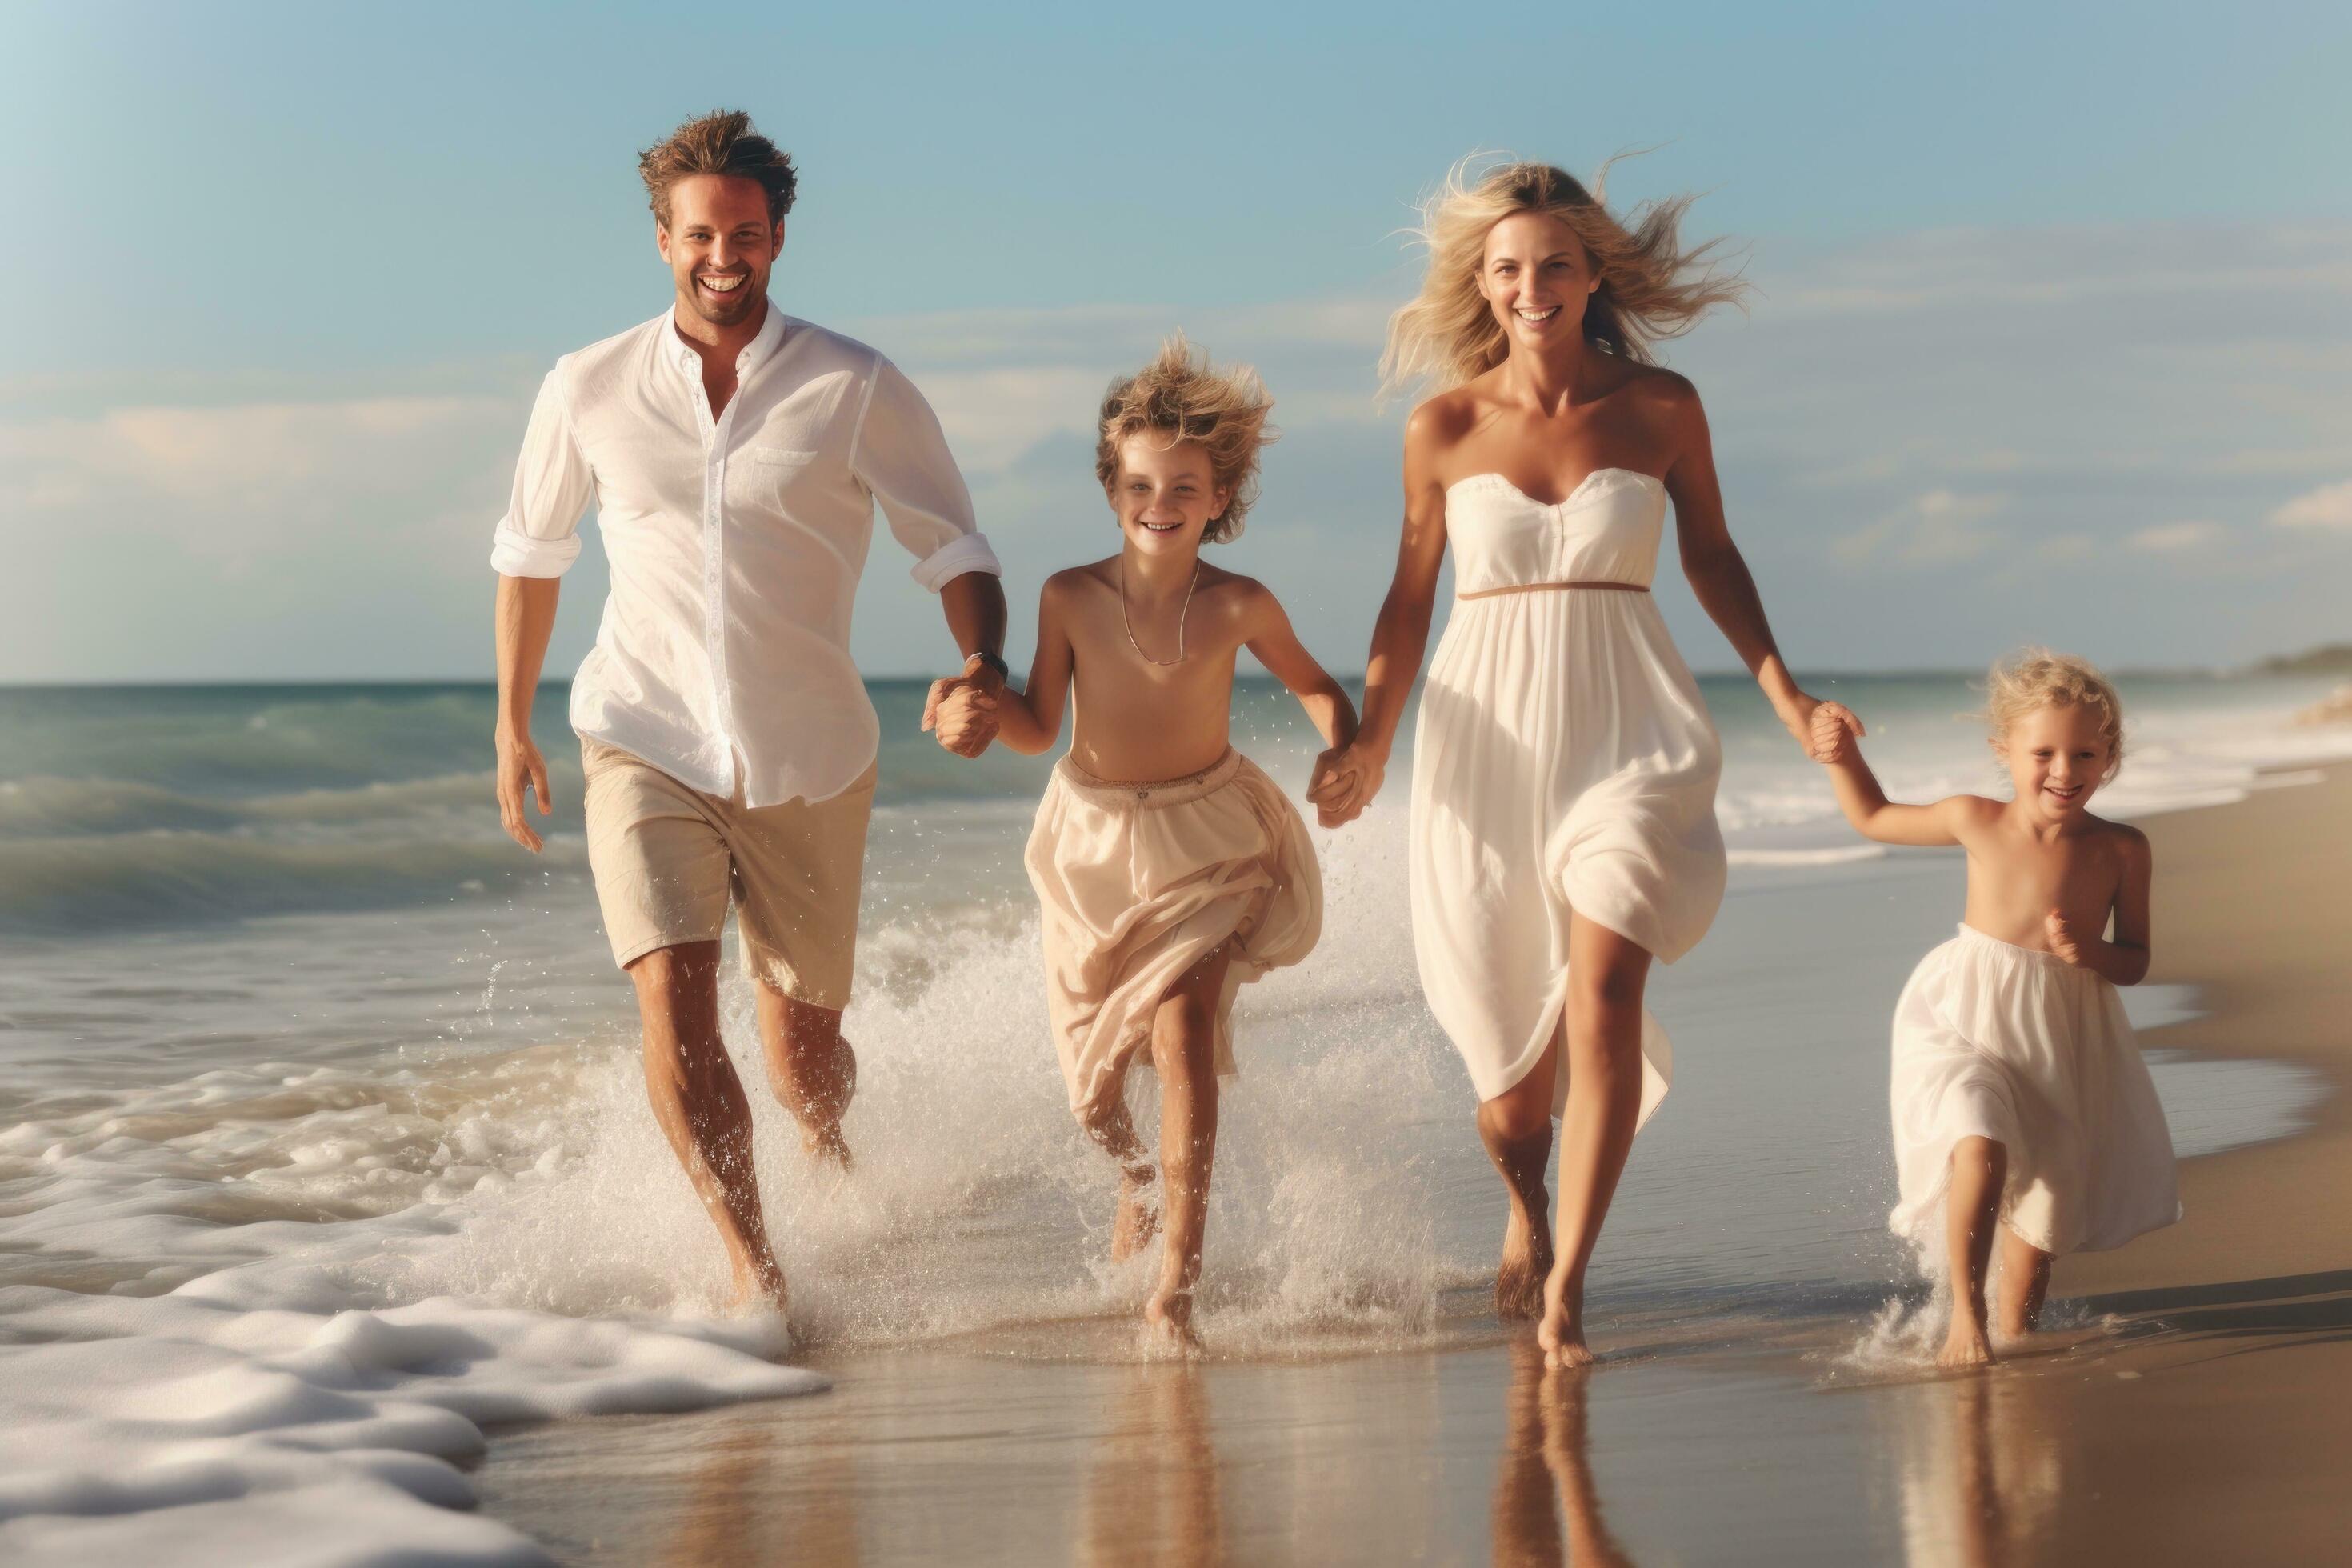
[580,739,875,1010]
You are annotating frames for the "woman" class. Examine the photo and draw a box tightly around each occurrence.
[1310,158,1854,1367]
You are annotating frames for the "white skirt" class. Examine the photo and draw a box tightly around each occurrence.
[1890,925,2181,1257]
[1025,749,1322,1120]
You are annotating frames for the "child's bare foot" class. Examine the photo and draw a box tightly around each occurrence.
[1144,1286,1202,1352]
[1536,1271,1594,1370]
[1938,1321,1994,1369]
[1495,1201,1554,1321]
[1111,1164,1160,1263]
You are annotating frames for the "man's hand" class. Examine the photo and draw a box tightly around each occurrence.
[922,660,1002,758]
[495,726,552,853]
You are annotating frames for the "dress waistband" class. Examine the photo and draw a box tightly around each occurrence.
[1054,747,1244,809]
[1955,922,2074,967]
[1457,581,1650,601]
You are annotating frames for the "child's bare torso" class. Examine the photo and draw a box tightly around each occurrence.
[1059,559,1251,783]
[1958,801,2134,950]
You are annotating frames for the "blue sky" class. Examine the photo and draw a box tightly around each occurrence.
[3,1,2348,681]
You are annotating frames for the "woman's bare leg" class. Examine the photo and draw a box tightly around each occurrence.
[1146,943,1234,1346]
[1992,1224,2052,1342]
[1939,1136,2006,1368]
[1478,1034,1560,1321]
[1538,914,1654,1370]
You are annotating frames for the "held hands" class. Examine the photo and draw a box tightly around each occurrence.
[922,659,1002,758]
[2044,907,2086,966]
[494,727,552,854]
[1306,742,1386,829]
[1797,697,1865,764]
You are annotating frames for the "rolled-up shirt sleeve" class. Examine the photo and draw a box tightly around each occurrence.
[489,366,593,578]
[850,354,1002,591]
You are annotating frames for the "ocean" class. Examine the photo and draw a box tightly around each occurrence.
[2,672,2345,1562]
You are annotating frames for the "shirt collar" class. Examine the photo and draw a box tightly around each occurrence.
[666,299,787,378]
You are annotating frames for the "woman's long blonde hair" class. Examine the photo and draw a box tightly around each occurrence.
[1380,154,1748,394]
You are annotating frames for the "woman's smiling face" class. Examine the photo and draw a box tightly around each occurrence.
[1478,210,1597,353]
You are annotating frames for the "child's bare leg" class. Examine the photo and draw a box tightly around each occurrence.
[1146,943,1234,1346]
[1539,916,1654,1370]
[1938,1136,2006,1368]
[1992,1225,2052,1341]
[1477,1033,1558,1321]
[1081,1091,1159,1263]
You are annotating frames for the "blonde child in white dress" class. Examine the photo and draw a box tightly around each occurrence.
[1814,650,2179,1367]
[926,337,1355,1346]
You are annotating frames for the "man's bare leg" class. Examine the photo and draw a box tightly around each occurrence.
[1538,914,1654,1370]
[1146,943,1234,1346]
[1081,1093,1160,1264]
[1478,1032,1560,1322]
[752,982,857,1170]
[629,941,786,1311]
[1991,1222,2051,1343]
[1939,1136,2006,1368]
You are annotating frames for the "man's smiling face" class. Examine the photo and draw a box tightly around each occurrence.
[657,174,782,328]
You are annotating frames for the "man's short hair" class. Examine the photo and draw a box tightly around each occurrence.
[638,110,798,228]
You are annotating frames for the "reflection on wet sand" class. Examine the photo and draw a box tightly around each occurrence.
[1491,1338,1634,1567]
[1894,1373,2060,1568]
[663,1406,860,1566]
[1077,1363,1225,1566]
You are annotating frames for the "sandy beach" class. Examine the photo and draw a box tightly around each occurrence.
[466,765,2352,1565]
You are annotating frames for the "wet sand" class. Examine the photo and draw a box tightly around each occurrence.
[474,768,2352,1564]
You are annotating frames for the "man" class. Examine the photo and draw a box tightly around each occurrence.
[490,110,1007,1310]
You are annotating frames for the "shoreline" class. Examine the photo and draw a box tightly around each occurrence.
[469,759,2352,1564]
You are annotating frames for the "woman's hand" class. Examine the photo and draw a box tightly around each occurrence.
[1307,741,1386,828]
[1786,695,1864,764]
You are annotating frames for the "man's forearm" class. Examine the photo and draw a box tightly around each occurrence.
[939,570,1007,664]
[495,574,561,733]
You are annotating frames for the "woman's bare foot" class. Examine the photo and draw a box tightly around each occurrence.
[1495,1200,1554,1321]
[1111,1164,1160,1264]
[1536,1270,1594,1370]
[1938,1320,1994,1370]
[1145,1286,1202,1352]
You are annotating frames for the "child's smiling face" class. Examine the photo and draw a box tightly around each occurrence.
[1107,434,1230,558]
[1994,702,2114,824]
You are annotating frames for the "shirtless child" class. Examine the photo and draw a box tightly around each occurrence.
[925,335,1357,1345]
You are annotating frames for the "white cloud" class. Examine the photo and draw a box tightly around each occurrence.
[2270,479,2352,530]
[2129,521,2225,552]
[1833,490,2006,567]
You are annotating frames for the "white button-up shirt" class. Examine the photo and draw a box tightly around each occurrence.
[490,306,1000,806]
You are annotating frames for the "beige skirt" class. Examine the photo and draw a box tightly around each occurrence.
[1024,748,1322,1119]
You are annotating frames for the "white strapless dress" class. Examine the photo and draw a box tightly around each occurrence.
[1409,469,1726,1124]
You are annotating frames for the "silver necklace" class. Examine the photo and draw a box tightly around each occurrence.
[1118,560,1200,667]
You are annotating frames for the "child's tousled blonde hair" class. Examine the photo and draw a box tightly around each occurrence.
[1094,334,1277,544]
[1379,153,1749,395]
[1983,648,2126,778]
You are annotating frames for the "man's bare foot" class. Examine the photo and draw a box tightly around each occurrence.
[1938,1321,1994,1370]
[1145,1286,1202,1352]
[1111,1165,1160,1264]
[1495,1201,1554,1321]
[1536,1272,1594,1370]
[723,1253,790,1318]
